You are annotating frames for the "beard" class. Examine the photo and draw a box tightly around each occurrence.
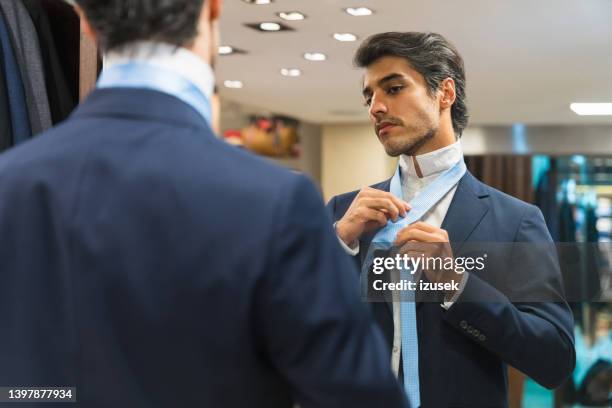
[381,124,437,157]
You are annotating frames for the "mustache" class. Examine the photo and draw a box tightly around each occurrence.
[375,117,404,134]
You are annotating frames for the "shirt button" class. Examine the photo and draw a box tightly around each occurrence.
[393,347,399,354]
[460,320,468,329]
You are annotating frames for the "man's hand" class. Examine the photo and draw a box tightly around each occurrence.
[394,222,462,300]
[336,187,410,247]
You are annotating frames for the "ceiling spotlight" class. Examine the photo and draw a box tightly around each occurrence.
[242,0,273,4]
[245,22,293,32]
[280,68,302,77]
[224,80,244,89]
[304,52,327,62]
[260,22,281,31]
[218,46,247,56]
[333,33,358,42]
[345,7,374,16]
[570,103,612,116]
[219,46,234,55]
[278,11,306,21]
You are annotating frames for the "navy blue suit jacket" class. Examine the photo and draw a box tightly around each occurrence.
[327,171,576,408]
[0,88,408,408]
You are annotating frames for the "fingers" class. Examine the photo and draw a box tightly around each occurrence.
[359,207,388,227]
[406,221,437,233]
[386,193,411,216]
[359,188,410,216]
[399,240,430,253]
[395,228,436,245]
[395,223,449,245]
[339,187,409,244]
[359,197,402,221]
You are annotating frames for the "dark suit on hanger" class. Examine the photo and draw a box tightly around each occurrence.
[0,20,12,151]
[0,87,408,408]
[0,5,30,145]
[327,171,576,408]
[0,0,52,135]
[22,0,76,124]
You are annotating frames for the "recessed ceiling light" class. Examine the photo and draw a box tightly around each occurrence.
[304,52,327,62]
[224,80,244,89]
[245,22,294,32]
[333,33,358,42]
[280,68,302,77]
[345,7,374,16]
[570,103,612,116]
[218,46,247,56]
[260,22,281,31]
[242,0,273,4]
[278,11,306,21]
[219,46,234,55]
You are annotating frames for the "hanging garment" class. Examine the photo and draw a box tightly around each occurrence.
[557,197,583,300]
[0,23,12,151]
[21,0,75,123]
[0,6,30,144]
[535,168,560,240]
[584,204,602,299]
[559,198,577,242]
[38,0,80,103]
[0,0,52,136]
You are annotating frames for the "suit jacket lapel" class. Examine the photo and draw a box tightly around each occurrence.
[441,171,490,253]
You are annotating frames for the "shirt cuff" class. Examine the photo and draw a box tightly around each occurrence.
[441,272,470,310]
[333,222,360,256]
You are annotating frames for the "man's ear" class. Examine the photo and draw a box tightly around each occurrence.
[73,4,97,42]
[209,0,223,22]
[439,78,456,109]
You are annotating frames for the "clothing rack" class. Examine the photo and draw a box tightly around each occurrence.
[0,0,99,152]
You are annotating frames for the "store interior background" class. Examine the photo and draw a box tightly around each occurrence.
[218,1,612,407]
[0,0,610,407]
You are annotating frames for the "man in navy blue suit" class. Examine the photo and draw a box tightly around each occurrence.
[327,32,576,407]
[0,1,409,407]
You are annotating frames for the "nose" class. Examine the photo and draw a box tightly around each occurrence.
[368,93,387,119]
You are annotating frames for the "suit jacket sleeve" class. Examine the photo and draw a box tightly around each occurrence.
[442,205,576,389]
[325,195,337,220]
[255,175,408,408]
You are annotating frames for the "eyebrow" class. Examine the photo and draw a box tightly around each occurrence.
[362,73,406,98]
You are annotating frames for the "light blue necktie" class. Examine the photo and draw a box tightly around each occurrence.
[363,159,466,407]
[97,62,212,125]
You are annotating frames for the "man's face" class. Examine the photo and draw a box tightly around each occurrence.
[362,56,441,157]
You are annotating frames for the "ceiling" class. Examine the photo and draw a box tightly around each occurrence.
[218,0,612,125]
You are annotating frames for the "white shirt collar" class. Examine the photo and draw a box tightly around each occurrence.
[399,141,464,179]
[104,41,215,101]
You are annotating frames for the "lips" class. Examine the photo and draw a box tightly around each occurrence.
[377,122,397,136]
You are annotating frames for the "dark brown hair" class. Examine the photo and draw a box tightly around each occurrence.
[75,0,205,51]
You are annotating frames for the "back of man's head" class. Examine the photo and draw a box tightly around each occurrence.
[74,0,205,52]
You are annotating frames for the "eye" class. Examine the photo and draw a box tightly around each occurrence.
[387,85,404,95]
[363,97,372,107]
